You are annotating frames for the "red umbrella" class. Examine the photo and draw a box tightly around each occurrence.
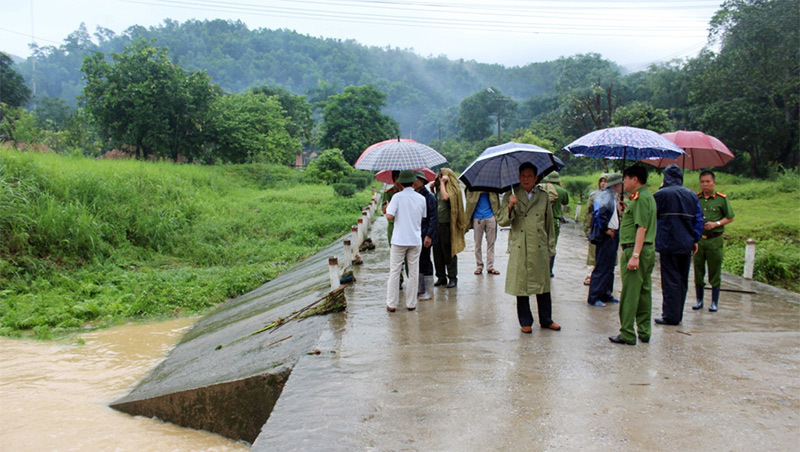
[640,130,735,169]
[375,168,435,184]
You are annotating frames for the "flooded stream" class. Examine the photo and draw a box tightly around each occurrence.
[0,318,249,452]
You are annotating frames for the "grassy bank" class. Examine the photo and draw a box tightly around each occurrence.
[562,169,800,293]
[0,150,372,339]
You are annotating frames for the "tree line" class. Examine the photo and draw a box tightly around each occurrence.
[1,0,797,177]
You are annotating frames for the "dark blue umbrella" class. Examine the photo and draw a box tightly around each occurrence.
[459,142,564,193]
[563,126,685,161]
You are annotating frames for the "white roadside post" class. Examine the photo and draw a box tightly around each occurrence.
[574,201,582,223]
[743,238,756,279]
[351,225,360,251]
[328,257,340,290]
[343,239,352,266]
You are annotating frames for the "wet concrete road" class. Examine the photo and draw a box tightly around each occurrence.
[255,216,799,451]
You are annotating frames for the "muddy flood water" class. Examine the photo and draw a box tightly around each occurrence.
[0,318,249,452]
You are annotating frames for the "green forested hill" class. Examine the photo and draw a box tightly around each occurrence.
[15,19,558,142]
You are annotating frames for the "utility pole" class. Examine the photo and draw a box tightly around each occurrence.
[495,97,501,145]
[487,87,503,145]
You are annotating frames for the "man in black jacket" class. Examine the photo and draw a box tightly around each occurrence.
[653,165,705,325]
[413,171,438,300]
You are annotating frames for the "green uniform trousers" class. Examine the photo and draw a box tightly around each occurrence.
[694,235,723,288]
[618,245,655,344]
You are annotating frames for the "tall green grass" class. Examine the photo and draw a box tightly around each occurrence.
[0,150,372,339]
[560,168,800,293]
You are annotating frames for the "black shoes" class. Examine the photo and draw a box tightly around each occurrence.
[639,336,650,343]
[609,335,635,346]
[709,301,718,312]
[446,280,457,288]
[655,318,679,325]
[692,301,703,310]
[434,278,447,287]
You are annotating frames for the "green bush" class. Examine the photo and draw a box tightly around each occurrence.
[332,183,357,197]
[304,149,352,185]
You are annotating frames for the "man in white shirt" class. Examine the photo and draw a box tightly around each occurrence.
[385,170,427,312]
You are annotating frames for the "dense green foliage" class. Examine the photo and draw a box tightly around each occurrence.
[8,1,797,176]
[0,53,31,108]
[319,85,400,164]
[81,40,219,161]
[13,20,556,143]
[0,150,372,339]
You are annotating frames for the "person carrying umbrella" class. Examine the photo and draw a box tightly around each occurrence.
[497,162,561,333]
[693,170,735,312]
[432,168,468,288]
[384,170,427,312]
[609,165,656,346]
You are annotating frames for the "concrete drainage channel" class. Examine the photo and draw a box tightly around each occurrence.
[110,195,378,444]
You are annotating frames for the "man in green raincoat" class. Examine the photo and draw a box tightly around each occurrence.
[497,162,561,333]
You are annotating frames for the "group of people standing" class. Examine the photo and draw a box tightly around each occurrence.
[381,168,481,312]
[380,164,569,335]
[585,164,734,345]
[380,162,734,345]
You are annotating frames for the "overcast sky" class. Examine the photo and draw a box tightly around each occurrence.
[2,0,722,71]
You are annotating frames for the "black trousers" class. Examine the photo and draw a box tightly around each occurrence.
[587,234,619,303]
[517,293,553,327]
[419,243,433,276]
[433,223,457,281]
[660,253,692,323]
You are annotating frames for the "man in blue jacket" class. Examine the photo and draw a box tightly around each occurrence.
[586,173,623,307]
[653,164,704,325]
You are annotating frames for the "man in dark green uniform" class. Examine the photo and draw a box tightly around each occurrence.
[693,170,734,312]
[543,172,569,277]
[610,165,656,346]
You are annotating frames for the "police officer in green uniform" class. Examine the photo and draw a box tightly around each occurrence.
[693,170,734,312]
[543,172,569,277]
[610,165,656,346]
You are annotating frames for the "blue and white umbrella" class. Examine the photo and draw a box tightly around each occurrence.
[354,139,447,171]
[459,142,564,193]
[563,126,685,161]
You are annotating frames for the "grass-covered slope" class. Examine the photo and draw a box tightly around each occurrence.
[0,150,372,339]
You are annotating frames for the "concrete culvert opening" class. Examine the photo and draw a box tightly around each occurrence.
[111,369,291,443]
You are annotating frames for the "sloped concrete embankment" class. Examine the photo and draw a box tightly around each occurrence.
[110,236,359,443]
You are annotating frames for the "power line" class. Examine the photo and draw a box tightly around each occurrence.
[116,0,711,37]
